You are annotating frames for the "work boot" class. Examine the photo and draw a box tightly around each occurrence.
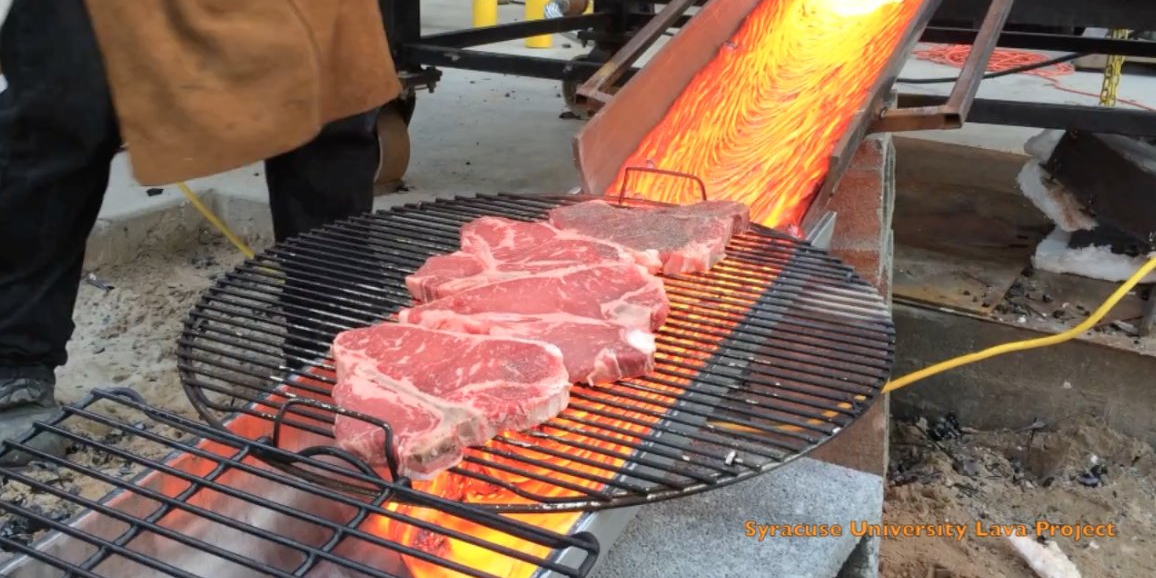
[0,371,71,467]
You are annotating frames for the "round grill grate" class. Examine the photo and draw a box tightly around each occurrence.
[178,194,894,512]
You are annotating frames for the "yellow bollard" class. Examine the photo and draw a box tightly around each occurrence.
[473,0,498,28]
[525,0,552,48]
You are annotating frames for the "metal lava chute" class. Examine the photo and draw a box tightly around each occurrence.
[572,0,1010,234]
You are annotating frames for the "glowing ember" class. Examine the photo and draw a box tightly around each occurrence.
[611,0,922,230]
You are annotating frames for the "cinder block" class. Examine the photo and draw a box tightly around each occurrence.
[826,135,894,261]
[810,399,890,477]
[843,135,888,171]
[808,135,895,478]
[831,248,888,296]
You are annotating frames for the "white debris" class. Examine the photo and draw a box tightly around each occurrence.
[1016,163,1098,233]
[1006,535,1082,578]
[1024,130,1067,163]
[1032,229,1156,284]
[1062,381,1073,389]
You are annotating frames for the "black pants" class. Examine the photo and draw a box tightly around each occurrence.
[0,0,380,379]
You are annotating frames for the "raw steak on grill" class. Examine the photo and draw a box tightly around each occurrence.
[405,217,662,303]
[405,252,488,303]
[398,263,670,332]
[461,216,662,273]
[406,310,657,385]
[331,323,570,480]
[655,200,752,239]
[547,200,750,275]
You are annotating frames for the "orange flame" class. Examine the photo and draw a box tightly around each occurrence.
[612,0,921,230]
[355,1,919,575]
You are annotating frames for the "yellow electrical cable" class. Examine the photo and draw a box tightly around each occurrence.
[883,254,1156,393]
[708,255,1156,436]
[176,181,256,259]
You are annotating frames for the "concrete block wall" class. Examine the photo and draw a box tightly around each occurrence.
[808,134,896,478]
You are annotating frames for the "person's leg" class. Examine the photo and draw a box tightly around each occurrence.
[0,0,121,458]
[265,108,380,370]
[265,109,381,243]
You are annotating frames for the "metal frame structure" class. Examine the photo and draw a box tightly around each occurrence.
[378,0,1156,137]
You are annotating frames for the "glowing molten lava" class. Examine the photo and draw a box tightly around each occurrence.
[371,360,701,577]
[611,0,921,230]
[363,1,921,575]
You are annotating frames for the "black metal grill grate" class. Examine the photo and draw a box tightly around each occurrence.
[0,389,599,578]
[178,194,895,511]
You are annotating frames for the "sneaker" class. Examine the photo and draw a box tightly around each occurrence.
[0,374,70,467]
[0,370,55,408]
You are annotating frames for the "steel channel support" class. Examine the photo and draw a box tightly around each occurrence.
[946,0,1016,124]
[920,27,1156,58]
[874,0,1016,132]
[933,0,1156,30]
[894,94,1156,137]
[404,45,610,81]
[576,0,699,105]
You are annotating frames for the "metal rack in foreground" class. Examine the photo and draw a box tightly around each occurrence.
[0,389,599,578]
[177,193,896,512]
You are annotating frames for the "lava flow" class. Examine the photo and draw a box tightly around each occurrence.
[367,1,922,576]
[612,0,922,230]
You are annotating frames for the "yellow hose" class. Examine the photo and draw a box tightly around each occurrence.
[883,253,1156,393]
[710,254,1156,436]
[176,182,256,259]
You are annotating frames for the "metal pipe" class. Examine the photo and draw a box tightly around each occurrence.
[945,0,1017,124]
[872,0,1016,132]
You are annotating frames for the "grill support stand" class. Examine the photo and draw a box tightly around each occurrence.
[589,135,897,578]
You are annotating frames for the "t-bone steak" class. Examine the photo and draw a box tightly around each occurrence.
[547,200,751,275]
[462,216,662,273]
[406,216,662,303]
[405,252,489,304]
[403,310,657,385]
[331,323,571,480]
[399,263,670,332]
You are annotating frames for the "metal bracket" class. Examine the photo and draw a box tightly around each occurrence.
[575,0,699,108]
[804,211,838,250]
[872,0,1016,132]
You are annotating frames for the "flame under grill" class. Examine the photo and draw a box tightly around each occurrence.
[0,390,599,578]
[178,193,894,511]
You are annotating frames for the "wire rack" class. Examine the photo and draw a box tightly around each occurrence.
[178,193,895,511]
[0,389,599,578]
